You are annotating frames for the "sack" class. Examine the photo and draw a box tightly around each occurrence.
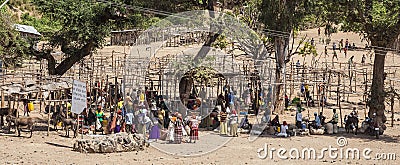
[96,119,102,130]
[226,107,231,113]
[28,102,34,112]
[182,127,188,136]
[185,125,191,133]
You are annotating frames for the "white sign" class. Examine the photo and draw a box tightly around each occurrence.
[71,80,87,114]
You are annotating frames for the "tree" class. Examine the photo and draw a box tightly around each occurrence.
[27,0,223,75]
[259,0,315,112]
[193,0,249,62]
[0,9,30,68]
[331,0,400,131]
[29,0,147,75]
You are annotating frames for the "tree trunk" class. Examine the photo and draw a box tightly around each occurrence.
[193,0,220,63]
[179,77,193,107]
[274,37,289,112]
[368,48,387,130]
[193,32,221,63]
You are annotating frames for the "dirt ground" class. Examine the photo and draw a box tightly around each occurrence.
[1,28,400,165]
[0,125,399,165]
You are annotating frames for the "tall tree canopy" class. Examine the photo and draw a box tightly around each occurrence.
[29,0,148,75]
[259,0,316,111]
[330,0,400,130]
[15,0,226,75]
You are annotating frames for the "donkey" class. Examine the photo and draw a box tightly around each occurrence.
[0,108,17,128]
[56,113,78,138]
[6,115,36,138]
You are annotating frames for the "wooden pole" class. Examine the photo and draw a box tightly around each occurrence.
[114,76,118,112]
[328,70,332,98]
[47,99,50,136]
[290,63,294,99]
[321,83,325,114]
[391,94,394,127]
[338,73,343,128]
[39,90,42,113]
[354,65,357,93]
[1,57,4,108]
[364,68,368,119]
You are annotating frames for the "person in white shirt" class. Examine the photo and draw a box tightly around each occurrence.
[229,110,239,137]
[277,121,288,137]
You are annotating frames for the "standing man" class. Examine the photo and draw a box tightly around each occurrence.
[305,84,310,101]
[324,46,328,57]
[296,60,301,75]
[296,104,303,129]
[333,50,338,60]
[348,56,354,81]
[361,54,366,65]
[332,42,337,51]
[318,27,321,36]
[331,109,339,134]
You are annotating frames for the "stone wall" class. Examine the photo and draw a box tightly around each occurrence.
[73,133,148,153]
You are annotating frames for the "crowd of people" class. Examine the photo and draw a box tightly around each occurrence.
[75,89,204,144]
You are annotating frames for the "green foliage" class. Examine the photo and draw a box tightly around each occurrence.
[299,41,317,57]
[185,66,218,85]
[260,0,316,33]
[20,13,61,37]
[327,0,400,46]
[212,35,229,50]
[33,0,114,51]
[237,0,261,29]
[0,10,30,68]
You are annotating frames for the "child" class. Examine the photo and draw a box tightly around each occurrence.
[229,111,239,137]
[189,115,200,142]
[114,110,123,133]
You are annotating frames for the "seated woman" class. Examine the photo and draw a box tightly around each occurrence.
[239,115,252,130]
[270,115,280,127]
[277,121,289,137]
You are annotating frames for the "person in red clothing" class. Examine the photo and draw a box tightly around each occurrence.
[189,114,200,143]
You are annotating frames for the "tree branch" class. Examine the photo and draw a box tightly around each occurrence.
[54,41,94,75]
